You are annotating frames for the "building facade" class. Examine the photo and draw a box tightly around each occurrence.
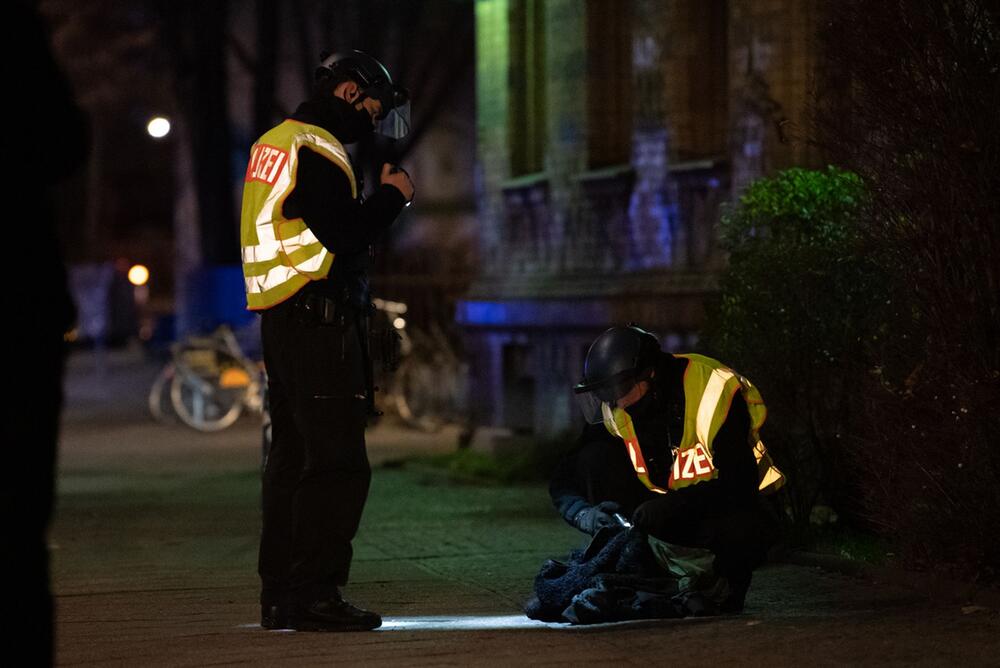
[457,0,821,436]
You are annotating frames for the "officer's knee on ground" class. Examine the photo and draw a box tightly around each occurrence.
[632,495,689,543]
[704,504,779,572]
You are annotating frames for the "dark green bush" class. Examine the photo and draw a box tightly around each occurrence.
[701,166,888,528]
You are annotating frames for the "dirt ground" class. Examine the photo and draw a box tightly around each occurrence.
[51,349,1000,666]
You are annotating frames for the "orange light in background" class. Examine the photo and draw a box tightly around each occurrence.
[128,264,150,286]
[219,367,252,389]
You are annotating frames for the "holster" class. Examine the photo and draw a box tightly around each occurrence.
[356,303,403,418]
[371,327,403,373]
[292,290,350,327]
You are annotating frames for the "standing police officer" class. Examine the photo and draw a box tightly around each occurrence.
[240,50,413,632]
[551,325,785,612]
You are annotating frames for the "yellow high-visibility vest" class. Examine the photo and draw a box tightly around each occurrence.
[603,354,785,495]
[240,120,357,310]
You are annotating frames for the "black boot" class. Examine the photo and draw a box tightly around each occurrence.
[260,584,291,629]
[291,590,382,632]
[261,602,290,629]
[719,570,752,614]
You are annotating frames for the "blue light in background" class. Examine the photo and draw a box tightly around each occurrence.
[455,299,612,328]
[459,300,510,326]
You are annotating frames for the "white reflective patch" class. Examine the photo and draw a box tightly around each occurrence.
[294,248,327,274]
[244,243,327,295]
[243,242,280,265]
[301,132,351,169]
[603,402,621,436]
[249,264,300,293]
[252,153,294,248]
[244,217,329,295]
[760,465,784,490]
[627,443,644,473]
[242,240,283,267]
[696,368,735,449]
[753,439,766,463]
[278,227,320,254]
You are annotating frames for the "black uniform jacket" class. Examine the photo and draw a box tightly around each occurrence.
[550,351,761,525]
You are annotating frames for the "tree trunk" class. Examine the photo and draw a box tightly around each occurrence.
[253,0,279,139]
[190,0,236,265]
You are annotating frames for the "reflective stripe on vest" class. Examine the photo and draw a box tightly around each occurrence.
[240,121,357,310]
[602,354,785,494]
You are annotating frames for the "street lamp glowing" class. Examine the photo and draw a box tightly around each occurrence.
[128,264,150,286]
[393,317,406,330]
[146,116,171,139]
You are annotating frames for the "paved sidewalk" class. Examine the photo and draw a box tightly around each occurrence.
[51,349,1000,666]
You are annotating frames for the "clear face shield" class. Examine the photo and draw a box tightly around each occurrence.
[573,372,640,425]
[367,84,410,139]
[574,391,613,425]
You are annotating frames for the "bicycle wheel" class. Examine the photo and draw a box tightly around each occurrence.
[148,363,177,423]
[393,358,446,432]
[169,368,244,432]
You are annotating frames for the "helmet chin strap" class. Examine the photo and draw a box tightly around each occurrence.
[353,90,387,121]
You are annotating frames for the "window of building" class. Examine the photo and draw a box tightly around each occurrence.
[667,0,728,161]
[508,0,546,176]
[586,0,632,168]
[502,343,535,433]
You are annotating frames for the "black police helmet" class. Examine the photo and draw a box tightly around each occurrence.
[573,325,661,402]
[315,49,410,117]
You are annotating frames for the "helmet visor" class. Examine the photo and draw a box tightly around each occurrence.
[574,369,640,401]
[572,370,640,424]
[575,391,613,424]
[376,99,410,139]
[366,83,410,139]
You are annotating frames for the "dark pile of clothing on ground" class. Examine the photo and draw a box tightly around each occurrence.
[524,526,730,625]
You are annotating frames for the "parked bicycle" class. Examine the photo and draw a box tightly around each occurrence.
[149,325,265,432]
[152,304,467,443]
[391,322,468,432]
[371,298,468,433]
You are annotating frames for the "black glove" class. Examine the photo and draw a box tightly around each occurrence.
[572,501,624,535]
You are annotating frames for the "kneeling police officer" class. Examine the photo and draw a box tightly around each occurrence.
[550,325,785,612]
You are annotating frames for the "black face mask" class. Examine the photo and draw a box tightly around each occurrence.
[328,96,374,144]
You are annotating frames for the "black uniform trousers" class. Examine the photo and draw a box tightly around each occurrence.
[258,298,370,608]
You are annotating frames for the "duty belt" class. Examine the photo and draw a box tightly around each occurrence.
[292,290,353,327]
[291,289,383,420]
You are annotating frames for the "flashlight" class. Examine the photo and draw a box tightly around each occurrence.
[388,164,413,207]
